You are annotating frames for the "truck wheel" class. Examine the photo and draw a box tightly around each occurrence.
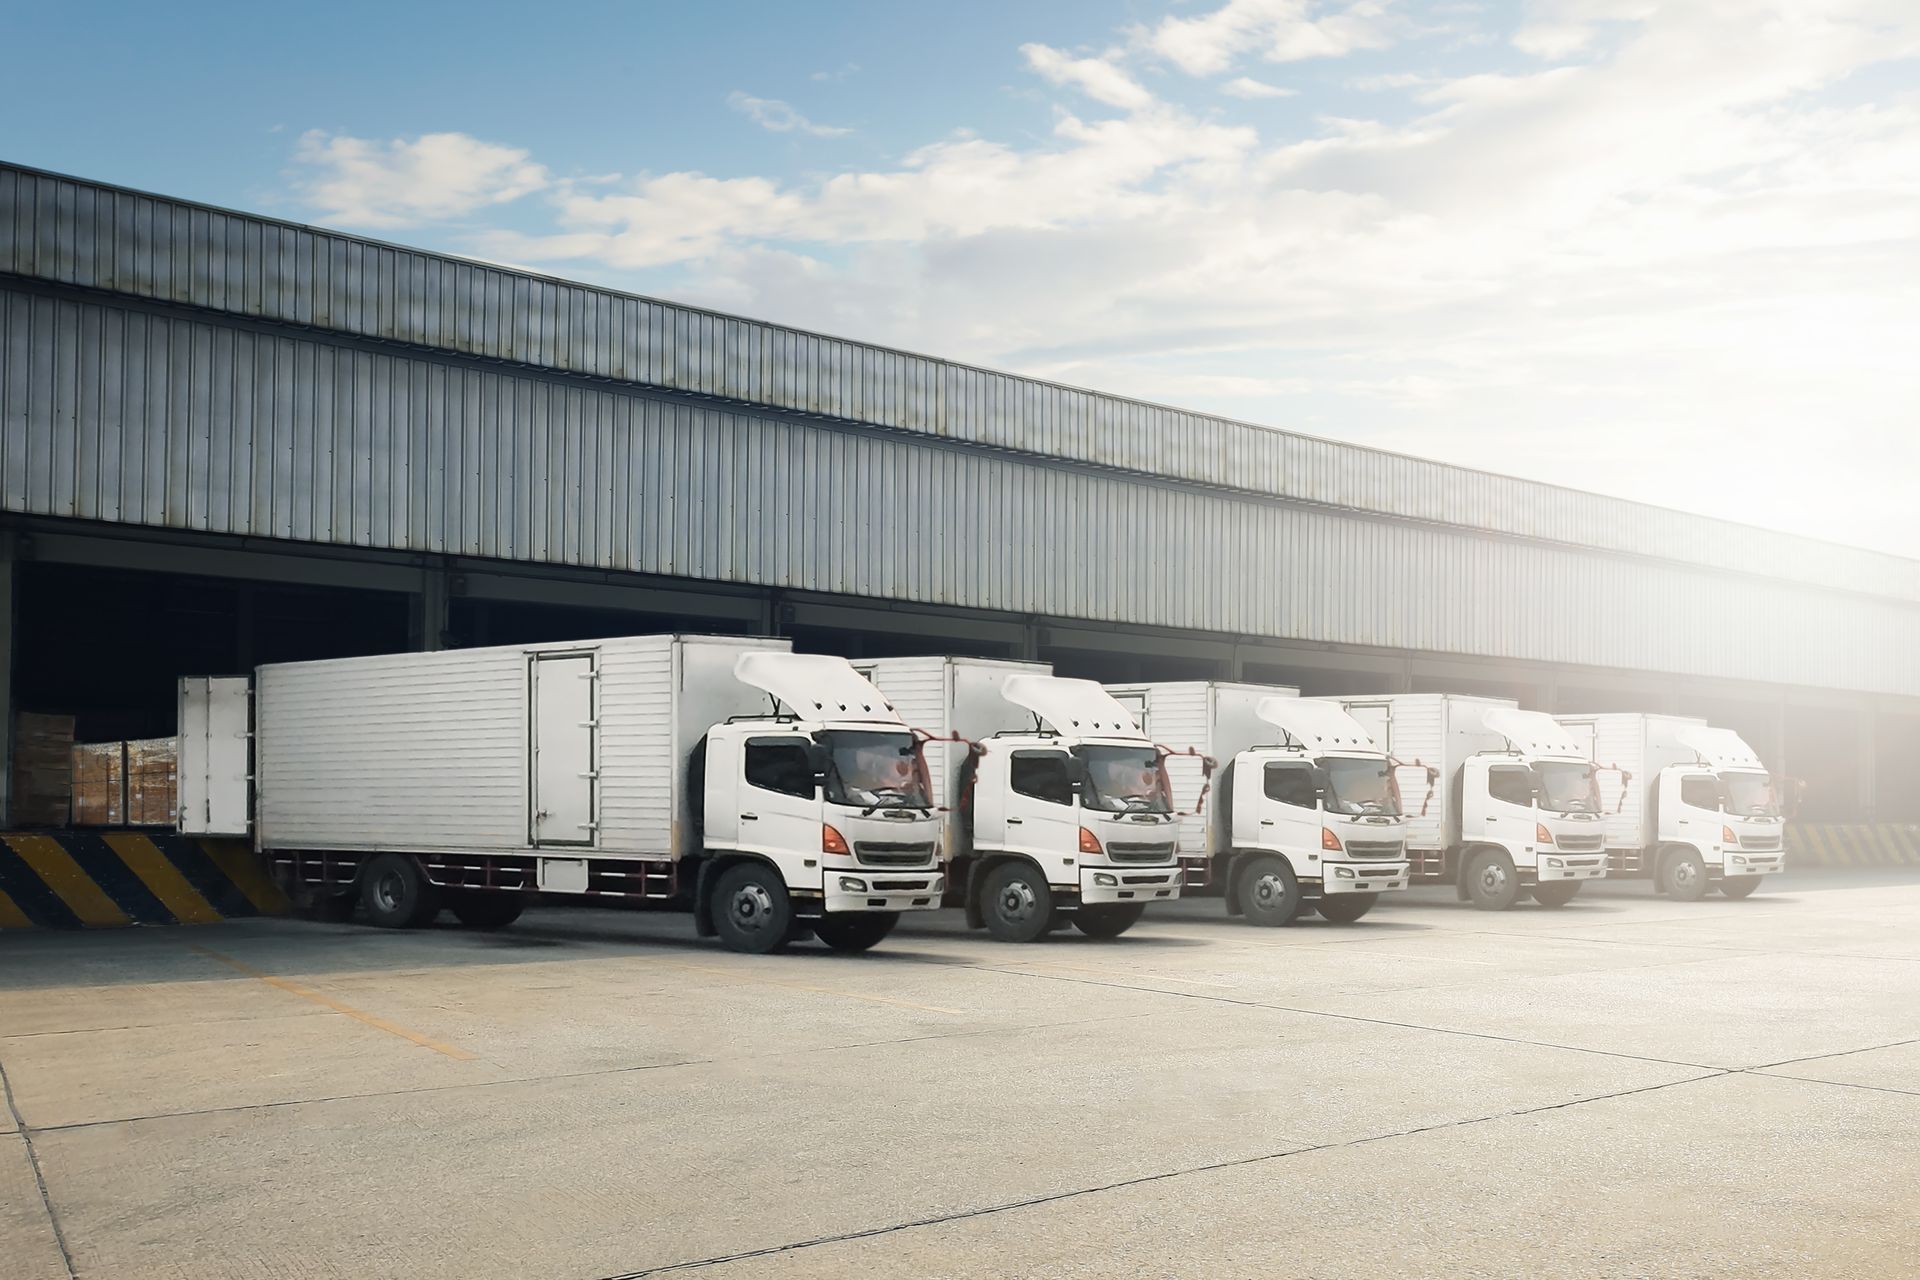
[360,854,442,928]
[450,893,526,930]
[1719,877,1762,900]
[1531,882,1582,908]
[980,861,1054,943]
[813,912,899,953]
[1660,850,1708,902]
[1239,856,1301,927]
[1316,893,1377,924]
[1073,903,1145,938]
[1464,850,1520,911]
[711,862,794,954]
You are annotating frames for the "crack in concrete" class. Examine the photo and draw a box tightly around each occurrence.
[0,1053,77,1280]
[595,1070,1735,1278]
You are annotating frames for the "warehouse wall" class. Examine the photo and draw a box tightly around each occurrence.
[3,162,1916,606]
[4,287,1919,697]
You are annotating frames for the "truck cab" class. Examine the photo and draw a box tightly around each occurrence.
[1222,697,1411,925]
[695,652,946,948]
[964,675,1182,942]
[1650,725,1786,899]
[1453,708,1610,908]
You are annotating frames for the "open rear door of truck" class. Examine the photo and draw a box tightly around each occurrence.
[178,676,251,837]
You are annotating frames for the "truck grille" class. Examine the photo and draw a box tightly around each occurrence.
[854,841,936,867]
[1107,841,1177,864]
[1554,834,1604,853]
[1739,835,1783,851]
[1345,840,1405,859]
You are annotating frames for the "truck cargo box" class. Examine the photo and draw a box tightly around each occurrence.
[253,635,786,860]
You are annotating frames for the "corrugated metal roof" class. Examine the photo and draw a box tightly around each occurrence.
[5,284,1917,695]
[5,160,1914,604]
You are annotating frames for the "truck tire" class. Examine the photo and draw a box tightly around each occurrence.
[450,893,526,930]
[1719,877,1762,900]
[1660,849,1709,902]
[980,861,1054,943]
[1315,893,1378,924]
[1238,855,1301,927]
[711,862,794,954]
[1073,903,1145,938]
[360,854,442,928]
[813,912,899,953]
[1531,881,1582,908]
[1464,849,1520,911]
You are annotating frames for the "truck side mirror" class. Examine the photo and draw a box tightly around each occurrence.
[805,742,833,785]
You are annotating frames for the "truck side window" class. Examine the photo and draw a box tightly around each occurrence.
[744,739,815,799]
[1680,775,1721,810]
[1010,752,1075,805]
[1488,765,1535,806]
[1264,763,1317,808]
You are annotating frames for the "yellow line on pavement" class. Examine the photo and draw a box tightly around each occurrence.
[190,945,479,1061]
[667,961,963,1016]
[102,833,223,925]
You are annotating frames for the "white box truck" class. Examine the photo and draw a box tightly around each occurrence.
[1323,694,1609,910]
[1556,713,1786,899]
[178,635,946,953]
[858,657,1182,942]
[1107,682,1412,925]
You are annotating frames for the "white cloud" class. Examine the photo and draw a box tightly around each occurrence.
[1222,76,1297,99]
[289,0,1920,555]
[811,62,860,82]
[291,130,547,227]
[1144,0,1395,76]
[727,92,851,137]
[1021,43,1156,111]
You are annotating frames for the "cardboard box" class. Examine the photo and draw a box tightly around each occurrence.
[126,737,179,826]
[72,741,127,826]
[12,713,76,827]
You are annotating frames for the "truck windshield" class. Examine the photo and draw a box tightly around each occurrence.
[1533,761,1600,814]
[817,730,930,809]
[1076,746,1172,814]
[1721,770,1781,817]
[1320,757,1400,816]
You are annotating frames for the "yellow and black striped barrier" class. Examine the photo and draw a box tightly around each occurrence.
[0,832,289,929]
[1787,824,1920,869]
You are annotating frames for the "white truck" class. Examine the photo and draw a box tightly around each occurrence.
[1555,713,1786,900]
[1106,682,1411,925]
[858,657,1183,942]
[177,635,946,953]
[1324,694,1609,910]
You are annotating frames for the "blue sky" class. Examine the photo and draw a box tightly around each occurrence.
[7,1,1919,554]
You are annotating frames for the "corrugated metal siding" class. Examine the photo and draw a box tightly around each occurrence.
[7,286,1919,696]
[5,162,1917,603]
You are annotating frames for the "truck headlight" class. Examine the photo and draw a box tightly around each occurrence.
[1545,857,1564,869]
[1333,866,1355,879]
[1730,856,1746,866]
[838,877,867,892]
[1093,872,1118,887]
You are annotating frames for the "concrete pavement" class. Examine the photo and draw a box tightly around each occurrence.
[2,871,1916,1278]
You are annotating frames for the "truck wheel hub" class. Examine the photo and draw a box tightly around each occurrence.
[731,884,774,929]
[1480,864,1507,892]
[1252,874,1283,905]
[999,881,1037,921]
[373,872,405,911]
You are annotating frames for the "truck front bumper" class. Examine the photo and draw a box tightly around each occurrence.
[1722,853,1784,878]
[1079,865,1182,905]
[822,871,945,913]
[1535,855,1608,882]
[1317,861,1411,894]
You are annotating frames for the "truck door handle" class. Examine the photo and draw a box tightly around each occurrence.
[1260,819,1275,826]
[740,813,759,821]
[1006,818,1024,825]
[1486,817,1499,824]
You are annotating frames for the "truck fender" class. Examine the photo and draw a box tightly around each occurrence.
[963,857,991,929]
[692,859,720,936]
[1222,851,1253,915]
